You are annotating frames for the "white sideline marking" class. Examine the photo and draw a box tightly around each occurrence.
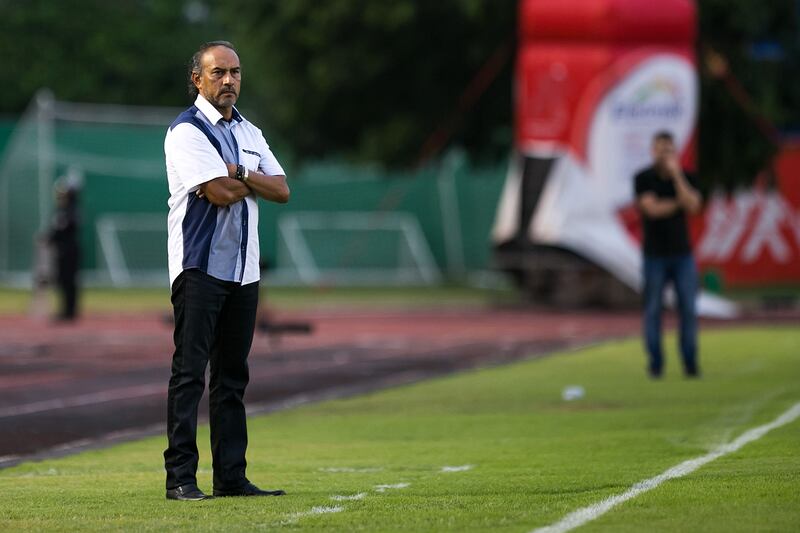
[374,482,410,493]
[330,493,367,501]
[283,506,344,524]
[319,467,383,473]
[19,468,59,478]
[440,464,474,473]
[531,401,800,533]
[0,384,164,418]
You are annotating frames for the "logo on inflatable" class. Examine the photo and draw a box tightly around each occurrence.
[612,77,684,120]
[587,55,697,210]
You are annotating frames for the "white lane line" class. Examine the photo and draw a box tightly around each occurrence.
[330,493,367,501]
[440,464,474,473]
[0,384,164,418]
[531,401,800,533]
[302,505,344,516]
[18,468,60,478]
[319,467,383,473]
[374,483,409,493]
[283,506,344,524]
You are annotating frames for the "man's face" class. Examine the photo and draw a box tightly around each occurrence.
[651,138,676,168]
[193,46,241,112]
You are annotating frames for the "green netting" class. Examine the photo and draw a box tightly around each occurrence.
[0,96,506,286]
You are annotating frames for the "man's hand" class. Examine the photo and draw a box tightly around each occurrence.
[195,163,289,205]
[664,155,683,180]
[666,158,702,215]
[226,163,238,178]
[196,163,252,207]
[241,168,290,204]
[196,164,241,199]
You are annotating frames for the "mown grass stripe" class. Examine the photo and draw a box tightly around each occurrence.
[531,401,800,533]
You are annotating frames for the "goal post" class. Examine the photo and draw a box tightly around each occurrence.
[95,213,167,287]
[0,92,466,289]
[273,211,442,286]
[0,89,181,287]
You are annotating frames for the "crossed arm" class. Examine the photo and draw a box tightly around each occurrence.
[199,163,290,206]
[638,162,702,219]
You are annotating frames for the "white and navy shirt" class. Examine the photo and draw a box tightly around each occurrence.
[165,95,284,287]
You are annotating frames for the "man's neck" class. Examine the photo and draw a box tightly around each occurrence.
[197,94,233,122]
[216,106,233,122]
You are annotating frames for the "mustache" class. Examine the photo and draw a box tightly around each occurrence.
[219,86,237,94]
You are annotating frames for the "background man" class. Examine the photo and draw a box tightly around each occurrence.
[47,176,81,321]
[634,131,703,379]
[164,40,290,501]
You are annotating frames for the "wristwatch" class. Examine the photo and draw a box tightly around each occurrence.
[235,164,249,182]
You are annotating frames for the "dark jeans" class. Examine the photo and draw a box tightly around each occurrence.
[56,247,79,319]
[164,269,258,490]
[642,254,698,375]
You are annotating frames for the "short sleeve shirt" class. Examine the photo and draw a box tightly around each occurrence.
[165,95,284,287]
[634,165,699,257]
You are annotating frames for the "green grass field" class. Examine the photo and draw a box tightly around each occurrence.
[1,328,798,532]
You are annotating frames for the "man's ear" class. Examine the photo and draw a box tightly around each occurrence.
[191,71,202,90]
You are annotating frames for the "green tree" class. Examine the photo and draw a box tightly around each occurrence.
[0,0,223,111]
[2,0,798,185]
[698,0,799,190]
[220,0,515,166]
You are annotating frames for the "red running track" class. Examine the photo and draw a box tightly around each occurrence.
[1,306,788,466]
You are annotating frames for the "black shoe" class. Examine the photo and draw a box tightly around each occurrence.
[213,482,286,497]
[648,368,663,380]
[685,368,701,379]
[166,483,211,501]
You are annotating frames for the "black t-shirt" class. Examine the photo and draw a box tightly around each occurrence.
[634,165,699,256]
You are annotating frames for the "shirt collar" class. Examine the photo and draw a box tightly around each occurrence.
[194,94,244,125]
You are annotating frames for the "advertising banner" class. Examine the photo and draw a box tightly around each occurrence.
[493,0,741,317]
[693,145,800,287]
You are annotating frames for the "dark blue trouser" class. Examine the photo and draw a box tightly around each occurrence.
[164,269,258,491]
[642,254,698,375]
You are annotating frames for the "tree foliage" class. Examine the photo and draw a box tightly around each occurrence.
[219,0,515,166]
[0,0,222,111]
[1,0,798,182]
[698,0,800,189]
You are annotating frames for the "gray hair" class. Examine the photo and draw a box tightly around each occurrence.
[187,40,237,99]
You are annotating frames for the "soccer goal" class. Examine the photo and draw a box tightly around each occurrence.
[0,91,450,289]
[96,214,167,286]
[0,89,181,286]
[272,211,442,286]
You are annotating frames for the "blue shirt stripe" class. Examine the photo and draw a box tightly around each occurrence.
[182,193,218,272]
[169,104,250,283]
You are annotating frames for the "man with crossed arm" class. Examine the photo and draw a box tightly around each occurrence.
[163,40,289,500]
[634,131,703,380]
